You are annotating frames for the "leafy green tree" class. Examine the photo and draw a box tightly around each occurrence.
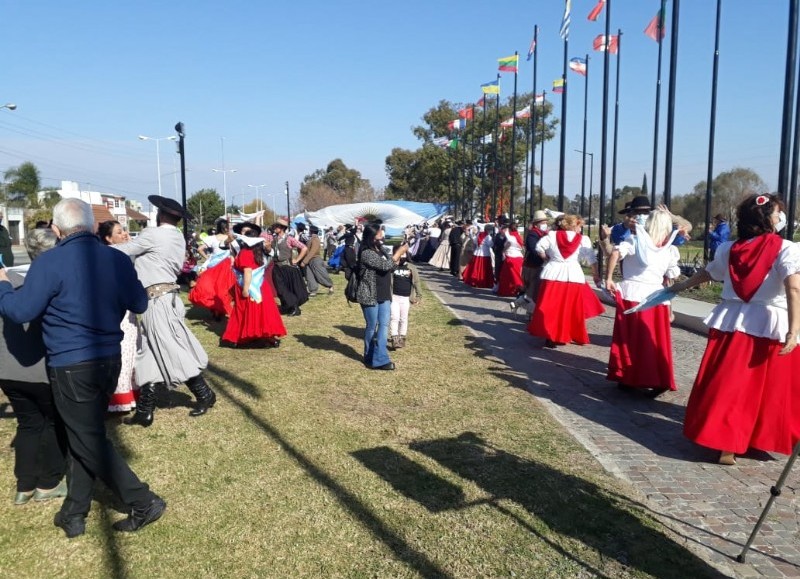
[4,161,41,207]
[299,159,375,210]
[677,167,767,228]
[187,189,224,231]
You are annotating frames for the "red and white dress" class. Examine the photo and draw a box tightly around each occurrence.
[684,234,800,455]
[108,311,139,412]
[527,230,604,344]
[497,230,525,297]
[607,229,680,390]
[462,232,495,288]
[189,247,235,318]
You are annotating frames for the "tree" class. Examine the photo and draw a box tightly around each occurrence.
[4,161,41,208]
[187,189,224,231]
[299,159,375,210]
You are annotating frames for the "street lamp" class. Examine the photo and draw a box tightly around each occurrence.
[1,103,16,111]
[247,184,267,213]
[139,135,177,198]
[212,168,237,221]
[574,149,594,235]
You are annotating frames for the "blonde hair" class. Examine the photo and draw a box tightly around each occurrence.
[560,214,580,230]
[645,209,674,246]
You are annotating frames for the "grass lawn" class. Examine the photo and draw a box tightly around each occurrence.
[0,278,721,578]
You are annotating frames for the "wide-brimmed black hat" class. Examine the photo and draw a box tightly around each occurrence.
[232,221,263,236]
[149,195,192,220]
[617,201,633,215]
[628,196,652,213]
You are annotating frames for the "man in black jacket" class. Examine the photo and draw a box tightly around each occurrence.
[448,221,464,277]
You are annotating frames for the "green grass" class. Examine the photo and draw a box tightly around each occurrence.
[0,279,722,578]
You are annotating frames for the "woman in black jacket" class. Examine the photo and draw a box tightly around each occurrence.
[356,225,408,370]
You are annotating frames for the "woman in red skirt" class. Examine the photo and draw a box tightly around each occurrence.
[497,222,525,297]
[462,224,496,288]
[189,219,235,319]
[528,215,604,346]
[604,207,681,395]
[221,225,286,348]
[668,194,800,465]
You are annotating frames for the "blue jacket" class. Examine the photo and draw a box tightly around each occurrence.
[0,231,147,367]
[709,221,730,252]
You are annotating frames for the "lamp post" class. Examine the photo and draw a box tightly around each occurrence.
[212,168,237,222]
[248,184,267,214]
[574,149,594,235]
[138,135,177,198]
[1,103,16,111]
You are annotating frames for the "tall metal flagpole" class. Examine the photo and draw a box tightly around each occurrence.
[492,75,501,218]
[558,7,570,212]
[539,91,546,209]
[611,30,623,217]
[779,0,800,200]
[285,181,290,222]
[529,25,539,219]
[599,0,612,277]
[651,0,667,207]
[663,0,681,207]
[787,11,800,240]
[524,112,531,223]
[704,0,722,260]
[580,54,590,217]
[509,51,520,219]
[480,98,488,219]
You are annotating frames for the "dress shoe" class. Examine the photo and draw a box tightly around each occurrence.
[186,374,216,417]
[113,496,166,533]
[14,490,34,505]
[54,512,86,538]
[287,306,302,316]
[124,382,157,427]
[370,362,395,371]
[718,451,736,466]
[34,479,67,502]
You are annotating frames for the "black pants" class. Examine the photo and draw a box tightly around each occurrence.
[49,357,153,517]
[0,379,67,492]
[449,244,462,276]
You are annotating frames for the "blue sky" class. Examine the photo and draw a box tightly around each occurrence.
[0,1,789,214]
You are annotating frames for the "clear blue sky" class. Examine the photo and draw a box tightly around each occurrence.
[0,1,789,214]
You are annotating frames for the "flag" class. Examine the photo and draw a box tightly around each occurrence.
[552,78,564,94]
[448,138,459,150]
[477,96,486,107]
[569,57,587,76]
[481,79,500,94]
[644,9,666,42]
[515,105,531,119]
[458,107,474,120]
[526,33,537,62]
[432,136,450,147]
[500,117,514,128]
[559,0,571,40]
[534,93,545,104]
[587,0,605,22]
[498,55,519,73]
[593,34,619,54]
[447,118,466,131]
[481,134,493,144]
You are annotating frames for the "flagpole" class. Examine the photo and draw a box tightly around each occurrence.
[787,17,800,241]
[663,0,680,207]
[780,0,800,202]
[524,110,531,224]
[598,0,612,278]
[469,104,477,219]
[558,32,569,211]
[651,0,666,207]
[539,91,546,209]
[704,0,722,259]
[611,30,623,217]
[492,75,500,218]
[480,98,488,220]
[529,25,539,219]
[508,51,520,220]
[580,54,590,217]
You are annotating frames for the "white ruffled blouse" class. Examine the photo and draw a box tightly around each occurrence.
[537,231,596,283]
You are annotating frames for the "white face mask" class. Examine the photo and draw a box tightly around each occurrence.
[635,214,648,228]
[776,211,787,233]
[536,223,548,232]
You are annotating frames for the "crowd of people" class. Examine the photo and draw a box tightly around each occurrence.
[0,190,797,543]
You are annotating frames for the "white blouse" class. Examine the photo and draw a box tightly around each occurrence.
[537,231,596,283]
[473,234,494,258]
[616,237,680,303]
[703,238,800,340]
[503,234,524,259]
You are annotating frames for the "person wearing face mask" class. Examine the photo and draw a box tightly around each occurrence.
[512,211,550,312]
[666,194,800,466]
[461,224,495,288]
[604,209,682,396]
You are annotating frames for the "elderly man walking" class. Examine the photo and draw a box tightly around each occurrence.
[0,198,164,538]
[115,195,215,427]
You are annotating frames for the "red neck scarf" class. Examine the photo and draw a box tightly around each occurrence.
[728,233,783,303]
[508,230,523,247]
[477,232,487,245]
[556,230,582,258]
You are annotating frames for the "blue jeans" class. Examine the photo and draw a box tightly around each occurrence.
[361,301,391,367]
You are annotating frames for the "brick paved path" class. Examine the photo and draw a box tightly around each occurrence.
[420,267,800,579]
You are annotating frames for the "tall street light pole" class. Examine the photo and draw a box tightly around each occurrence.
[575,149,594,236]
[138,135,177,198]
[212,168,237,222]
[248,184,267,215]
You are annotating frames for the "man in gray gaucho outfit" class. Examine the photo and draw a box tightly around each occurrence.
[115,195,216,427]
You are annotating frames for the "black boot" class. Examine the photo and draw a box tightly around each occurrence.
[185,374,216,417]
[124,383,158,427]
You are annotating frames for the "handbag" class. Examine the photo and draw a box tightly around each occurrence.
[344,268,360,303]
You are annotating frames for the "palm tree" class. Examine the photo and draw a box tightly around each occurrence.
[3,162,41,208]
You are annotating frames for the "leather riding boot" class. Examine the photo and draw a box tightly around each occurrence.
[185,374,216,417]
[124,383,158,427]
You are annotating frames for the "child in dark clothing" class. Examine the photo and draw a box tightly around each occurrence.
[389,256,421,349]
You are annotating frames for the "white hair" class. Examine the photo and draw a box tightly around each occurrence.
[52,198,94,236]
[645,209,674,246]
[25,227,58,260]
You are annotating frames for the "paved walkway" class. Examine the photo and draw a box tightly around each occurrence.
[419,266,800,579]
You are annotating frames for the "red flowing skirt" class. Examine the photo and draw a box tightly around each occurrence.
[684,329,799,455]
[497,256,524,296]
[222,278,287,344]
[528,279,605,345]
[189,258,235,317]
[607,293,675,390]
[462,256,494,288]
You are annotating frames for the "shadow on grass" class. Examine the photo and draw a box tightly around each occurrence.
[333,325,364,340]
[404,432,725,579]
[294,334,363,364]
[203,366,450,578]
